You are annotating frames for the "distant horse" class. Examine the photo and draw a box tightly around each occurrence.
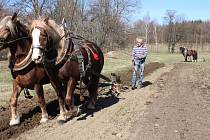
[191,49,198,62]
[0,13,66,125]
[29,18,104,121]
[179,47,197,62]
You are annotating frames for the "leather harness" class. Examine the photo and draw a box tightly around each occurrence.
[43,33,99,95]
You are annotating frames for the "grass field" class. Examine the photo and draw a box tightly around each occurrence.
[103,47,210,73]
[0,45,210,105]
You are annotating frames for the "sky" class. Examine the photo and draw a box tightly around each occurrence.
[131,0,210,24]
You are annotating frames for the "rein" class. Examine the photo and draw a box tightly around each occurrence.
[47,31,86,49]
[0,36,31,45]
[43,31,86,55]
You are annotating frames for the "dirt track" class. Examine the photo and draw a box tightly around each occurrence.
[0,62,163,140]
[131,63,210,140]
[13,62,209,140]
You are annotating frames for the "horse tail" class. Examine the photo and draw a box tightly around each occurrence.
[194,50,198,60]
[83,41,104,72]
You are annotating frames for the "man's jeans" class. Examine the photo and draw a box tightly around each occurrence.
[132,60,145,87]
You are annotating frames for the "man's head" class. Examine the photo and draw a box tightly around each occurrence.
[136,37,144,46]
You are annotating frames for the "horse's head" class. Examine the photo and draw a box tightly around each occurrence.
[179,47,188,56]
[179,47,184,53]
[0,13,29,51]
[30,17,65,63]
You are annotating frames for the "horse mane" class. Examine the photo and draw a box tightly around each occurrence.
[47,19,65,37]
[0,16,12,28]
[0,16,29,35]
[30,18,64,42]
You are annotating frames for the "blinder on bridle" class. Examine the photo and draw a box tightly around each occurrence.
[0,37,6,49]
[0,38,6,44]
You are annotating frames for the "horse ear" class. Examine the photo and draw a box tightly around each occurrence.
[11,12,18,22]
[26,16,33,26]
[44,17,50,24]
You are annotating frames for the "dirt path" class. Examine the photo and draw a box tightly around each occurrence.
[131,63,210,140]
[6,63,210,140]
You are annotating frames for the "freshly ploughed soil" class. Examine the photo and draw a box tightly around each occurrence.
[0,62,163,140]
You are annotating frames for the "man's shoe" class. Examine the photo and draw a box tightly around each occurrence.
[139,84,143,89]
[131,86,137,90]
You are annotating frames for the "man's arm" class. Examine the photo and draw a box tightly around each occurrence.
[131,48,135,65]
[141,45,148,59]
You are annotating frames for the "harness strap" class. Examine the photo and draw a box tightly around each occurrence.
[68,44,94,95]
[75,49,85,77]
[84,47,92,71]
[76,49,86,95]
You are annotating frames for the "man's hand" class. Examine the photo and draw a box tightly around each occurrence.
[139,54,144,59]
[132,60,135,66]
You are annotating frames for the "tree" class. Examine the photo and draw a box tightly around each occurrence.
[143,13,150,44]
[10,0,56,17]
[163,10,177,53]
[0,0,5,9]
[0,0,10,18]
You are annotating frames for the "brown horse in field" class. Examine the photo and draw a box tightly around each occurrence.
[191,49,198,62]
[179,47,197,62]
[0,13,66,125]
[29,18,104,121]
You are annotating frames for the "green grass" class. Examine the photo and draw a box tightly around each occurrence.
[0,71,13,83]
[147,52,183,64]
[102,47,210,74]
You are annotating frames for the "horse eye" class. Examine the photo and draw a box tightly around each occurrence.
[40,33,47,37]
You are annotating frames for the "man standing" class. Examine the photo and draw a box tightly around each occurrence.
[131,37,148,90]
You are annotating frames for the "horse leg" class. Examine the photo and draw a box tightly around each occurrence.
[87,77,99,110]
[34,84,48,123]
[185,56,187,62]
[9,80,22,126]
[65,78,80,119]
[47,80,66,122]
[53,85,67,122]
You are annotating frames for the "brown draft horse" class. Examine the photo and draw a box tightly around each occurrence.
[0,13,66,125]
[29,18,104,121]
[179,47,197,62]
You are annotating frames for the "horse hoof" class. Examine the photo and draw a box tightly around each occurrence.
[57,115,67,122]
[72,106,81,117]
[87,103,95,110]
[40,113,49,123]
[9,116,20,126]
[40,117,48,123]
[57,120,65,125]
